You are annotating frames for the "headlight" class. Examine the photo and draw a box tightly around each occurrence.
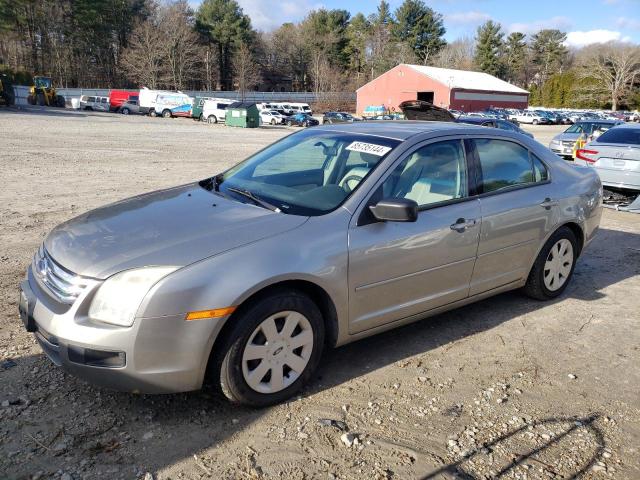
[88,267,177,327]
[550,140,560,146]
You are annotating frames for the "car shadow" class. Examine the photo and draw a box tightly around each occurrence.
[1,227,635,477]
[0,105,90,118]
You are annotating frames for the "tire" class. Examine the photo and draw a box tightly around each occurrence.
[271,119,276,125]
[162,109,172,118]
[27,94,36,105]
[286,120,292,126]
[523,226,578,301]
[214,289,325,407]
[149,110,157,117]
[532,119,538,125]
[55,95,65,108]
[37,93,45,106]
[208,115,217,124]
[121,108,130,115]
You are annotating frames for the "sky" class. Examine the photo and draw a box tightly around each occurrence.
[190,0,640,47]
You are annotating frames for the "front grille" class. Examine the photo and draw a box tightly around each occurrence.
[34,246,88,304]
[562,141,575,147]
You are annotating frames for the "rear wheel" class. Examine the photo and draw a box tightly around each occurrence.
[37,93,45,106]
[271,119,276,125]
[532,119,538,125]
[523,226,578,300]
[214,289,325,407]
[121,108,130,115]
[149,110,157,117]
[162,109,172,118]
[55,95,65,108]
[208,115,218,124]
[286,120,292,126]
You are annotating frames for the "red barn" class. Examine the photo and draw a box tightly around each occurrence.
[356,64,529,115]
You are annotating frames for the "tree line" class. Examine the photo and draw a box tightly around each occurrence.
[0,0,638,109]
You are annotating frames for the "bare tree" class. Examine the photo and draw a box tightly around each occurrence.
[160,1,201,90]
[431,37,475,70]
[577,42,640,110]
[233,42,260,100]
[120,19,165,89]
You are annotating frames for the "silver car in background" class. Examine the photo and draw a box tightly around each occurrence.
[549,120,623,159]
[19,122,602,406]
[575,123,640,192]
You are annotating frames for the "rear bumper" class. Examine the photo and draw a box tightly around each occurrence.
[20,266,224,394]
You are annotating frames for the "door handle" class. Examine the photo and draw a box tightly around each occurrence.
[450,218,477,232]
[540,198,559,209]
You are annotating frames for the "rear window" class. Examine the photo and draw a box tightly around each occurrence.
[595,128,640,145]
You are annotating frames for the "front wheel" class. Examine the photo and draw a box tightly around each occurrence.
[162,109,172,118]
[215,289,325,407]
[286,120,292,126]
[523,226,578,300]
[208,115,217,124]
[532,119,538,125]
[121,108,130,115]
[271,119,276,125]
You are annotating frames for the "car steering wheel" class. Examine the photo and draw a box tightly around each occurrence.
[341,174,364,193]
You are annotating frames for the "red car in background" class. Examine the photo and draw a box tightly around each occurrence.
[109,90,138,112]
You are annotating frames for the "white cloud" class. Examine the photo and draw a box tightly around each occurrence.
[565,29,632,47]
[237,0,324,31]
[444,11,491,25]
[507,16,572,35]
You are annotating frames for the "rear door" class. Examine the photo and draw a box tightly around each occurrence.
[348,138,481,334]
[469,137,556,295]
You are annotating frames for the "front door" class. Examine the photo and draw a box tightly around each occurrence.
[348,139,481,334]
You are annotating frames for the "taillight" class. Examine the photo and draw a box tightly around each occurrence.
[576,149,598,163]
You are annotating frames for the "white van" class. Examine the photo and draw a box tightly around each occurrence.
[289,103,312,115]
[79,95,110,112]
[138,88,175,116]
[154,93,193,118]
[202,98,234,124]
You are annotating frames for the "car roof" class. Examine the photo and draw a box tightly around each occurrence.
[313,120,491,140]
[456,116,490,124]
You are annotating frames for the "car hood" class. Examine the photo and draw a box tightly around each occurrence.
[552,132,578,142]
[44,183,308,279]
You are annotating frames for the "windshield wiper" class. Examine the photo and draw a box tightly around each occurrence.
[226,187,281,212]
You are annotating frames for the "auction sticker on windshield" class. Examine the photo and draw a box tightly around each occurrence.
[346,141,392,156]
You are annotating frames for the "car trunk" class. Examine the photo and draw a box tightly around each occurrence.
[593,144,640,190]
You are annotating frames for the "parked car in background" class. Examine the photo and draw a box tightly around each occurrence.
[154,93,192,118]
[192,96,216,121]
[119,97,141,115]
[575,123,640,193]
[109,90,138,112]
[79,95,110,112]
[549,120,623,159]
[515,111,549,125]
[456,116,533,138]
[19,122,602,407]
[139,88,174,116]
[323,112,360,124]
[260,110,286,125]
[202,99,234,124]
[286,113,319,127]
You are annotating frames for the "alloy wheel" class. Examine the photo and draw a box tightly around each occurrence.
[241,310,314,394]
[543,239,574,291]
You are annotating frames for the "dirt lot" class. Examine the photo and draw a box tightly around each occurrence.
[0,107,639,480]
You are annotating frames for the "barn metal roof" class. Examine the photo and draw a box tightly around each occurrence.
[406,65,529,94]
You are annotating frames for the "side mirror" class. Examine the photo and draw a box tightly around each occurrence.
[369,198,418,222]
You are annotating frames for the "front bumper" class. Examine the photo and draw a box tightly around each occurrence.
[20,266,225,394]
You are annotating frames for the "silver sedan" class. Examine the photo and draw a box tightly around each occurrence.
[575,123,640,192]
[19,122,603,406]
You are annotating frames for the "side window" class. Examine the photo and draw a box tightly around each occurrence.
[475,139,539,193]
[532,154,548,182]
[381,140,468,208]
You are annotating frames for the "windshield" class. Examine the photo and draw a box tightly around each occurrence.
[565,122,613,134]
[209,130,400,216]
[34,77,52,89]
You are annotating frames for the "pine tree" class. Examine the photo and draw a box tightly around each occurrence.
[504,32,527,85]
[474,21,505,77]
[392,0,446,64]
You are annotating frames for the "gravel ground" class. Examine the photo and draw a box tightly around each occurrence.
[0,107,639,480]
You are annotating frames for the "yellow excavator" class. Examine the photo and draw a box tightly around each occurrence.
[27,76,65,107]
[0,73,15,106]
